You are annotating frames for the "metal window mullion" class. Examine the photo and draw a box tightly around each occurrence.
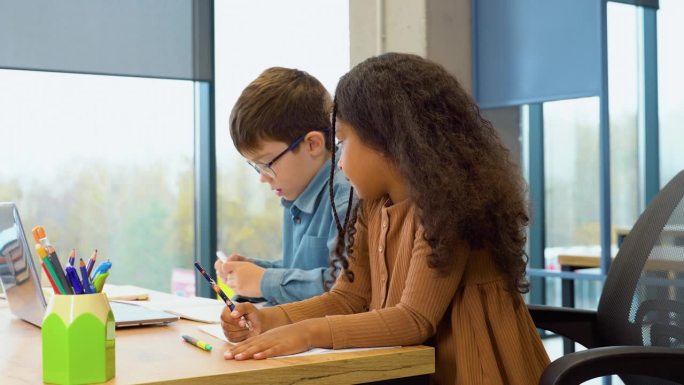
[599,0,612,278]
[528,103,546,306]
[639,7,660,206]
[599,2,613,383]
[192,1,216,299]
[194,81,217,299]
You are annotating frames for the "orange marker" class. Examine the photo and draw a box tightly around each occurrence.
[31,226,46,244]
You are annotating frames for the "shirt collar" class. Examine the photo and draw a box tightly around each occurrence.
[282,157,334,214]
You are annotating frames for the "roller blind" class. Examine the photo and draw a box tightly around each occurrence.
[0,0,213,80]
[473,0,602,108]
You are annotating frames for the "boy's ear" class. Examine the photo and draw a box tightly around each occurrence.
[303,131,326,156]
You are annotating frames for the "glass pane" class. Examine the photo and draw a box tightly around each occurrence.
[0,70,194,292]
[544,97,601,248]
[214,0,350,261]
[543,97,600,306]
[658,0,684,185]
[608,2,639,230]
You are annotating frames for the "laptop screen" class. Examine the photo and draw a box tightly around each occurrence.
[0,202,46,326]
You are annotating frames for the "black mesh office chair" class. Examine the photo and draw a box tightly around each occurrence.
[530,170,684,385]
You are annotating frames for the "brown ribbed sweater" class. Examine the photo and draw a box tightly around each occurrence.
[278,198,550,385]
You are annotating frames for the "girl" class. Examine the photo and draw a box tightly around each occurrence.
[220,53,550,385]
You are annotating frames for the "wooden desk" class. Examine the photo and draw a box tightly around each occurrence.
[0,298,434,384]
[615,225,684,248]
[558,247,684,274]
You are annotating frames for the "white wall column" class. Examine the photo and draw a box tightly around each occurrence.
[349,0,471,92]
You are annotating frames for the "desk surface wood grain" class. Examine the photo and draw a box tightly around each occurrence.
[0,296,434,385]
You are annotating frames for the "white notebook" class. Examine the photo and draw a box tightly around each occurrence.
[116,296,225,323]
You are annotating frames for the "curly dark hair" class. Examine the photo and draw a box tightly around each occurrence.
[328,53,530,294]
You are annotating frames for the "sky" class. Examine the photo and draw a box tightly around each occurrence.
[0,0,681,184]
[0,0,350,185]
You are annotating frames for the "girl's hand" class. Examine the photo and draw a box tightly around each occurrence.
[220,302,263,342]
[224,322,312,360]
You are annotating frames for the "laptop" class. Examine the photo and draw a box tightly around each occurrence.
[0,202,179,328]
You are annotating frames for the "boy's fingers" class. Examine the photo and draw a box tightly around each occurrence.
[214,260,227,280]
[222,261,238,273]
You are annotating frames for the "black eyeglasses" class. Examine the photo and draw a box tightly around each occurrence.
[247,128,330,178]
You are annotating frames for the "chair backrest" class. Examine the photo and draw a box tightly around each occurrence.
[597,170,684,384]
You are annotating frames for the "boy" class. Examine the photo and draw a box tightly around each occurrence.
[215,67,351,305]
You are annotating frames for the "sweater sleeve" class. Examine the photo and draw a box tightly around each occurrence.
[325,226,470,348]
[277,200,372,321]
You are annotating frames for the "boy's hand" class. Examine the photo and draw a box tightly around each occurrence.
[222,261,265,298]
[214,259,228,282]
[226,253,249,262]
[220,302,262,342]
[214,252,250,282]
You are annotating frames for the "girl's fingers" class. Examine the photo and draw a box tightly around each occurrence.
[227,330,250,342]
[253,347,279,360]
[233,343,269,360]
[228,339,271,360]
[221,319,250,342]
[220,308,237,324]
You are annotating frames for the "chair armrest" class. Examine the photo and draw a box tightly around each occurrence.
[528,305,598,348]
[539,346,684,385]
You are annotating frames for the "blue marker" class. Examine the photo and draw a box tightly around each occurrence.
[65,266,84,294]
[91,260,112,280]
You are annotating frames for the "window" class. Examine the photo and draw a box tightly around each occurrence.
[544,97,601,250]
[0,70,194,292]
[213,0,350,262]
[658,0,684,184]
[535,4,645,309]
[608,2,639,230]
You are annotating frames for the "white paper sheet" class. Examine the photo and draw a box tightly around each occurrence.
[115,296,225,323]
[197,324,396,357]
[102,284,150,301]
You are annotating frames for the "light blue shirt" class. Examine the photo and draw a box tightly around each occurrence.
[252,157,352,305]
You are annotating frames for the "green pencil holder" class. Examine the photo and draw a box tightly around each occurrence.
[42,292,116,385]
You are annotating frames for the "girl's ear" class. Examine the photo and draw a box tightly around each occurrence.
[304,131,326,156]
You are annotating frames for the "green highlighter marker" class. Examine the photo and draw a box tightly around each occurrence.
[93,272,110,293]
[182,335,212,351]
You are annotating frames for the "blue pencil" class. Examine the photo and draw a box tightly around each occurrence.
[78,258,94,294]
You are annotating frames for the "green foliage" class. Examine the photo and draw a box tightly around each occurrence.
[0,158,282,292]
